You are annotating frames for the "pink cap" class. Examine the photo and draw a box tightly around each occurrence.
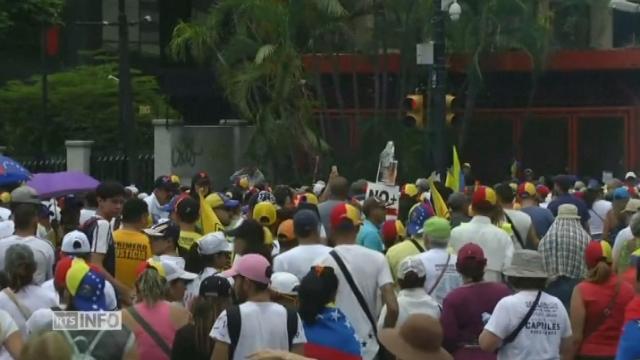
[222,254,271,285]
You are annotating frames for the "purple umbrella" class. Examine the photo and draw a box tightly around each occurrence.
[27,171,99,199]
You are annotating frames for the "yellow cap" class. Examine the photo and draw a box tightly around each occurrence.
[253,202,277,226]
[0,192,10,204]
[239,176,250,189]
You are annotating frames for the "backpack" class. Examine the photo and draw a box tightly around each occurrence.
[227,305,298,360]
[61,330,106,360]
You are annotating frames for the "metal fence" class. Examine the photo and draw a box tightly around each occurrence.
[16,156,67,173]
[91,153,155,192]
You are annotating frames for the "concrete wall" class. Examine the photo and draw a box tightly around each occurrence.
[153,120,255,189]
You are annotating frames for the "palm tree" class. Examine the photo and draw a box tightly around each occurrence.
[169,0,349,182]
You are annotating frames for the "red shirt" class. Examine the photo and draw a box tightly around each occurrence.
[578,275,635,356]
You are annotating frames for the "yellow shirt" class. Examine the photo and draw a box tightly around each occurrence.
[385,239,424,281]
[178,230,202,252]
[113,229,152,289]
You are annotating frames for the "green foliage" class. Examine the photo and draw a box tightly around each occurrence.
[169,0,349,182]
[0,0,63,39]
[0,63,177,155]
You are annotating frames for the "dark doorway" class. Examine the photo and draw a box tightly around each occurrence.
[520,117,569,177]
[578,117,625,179]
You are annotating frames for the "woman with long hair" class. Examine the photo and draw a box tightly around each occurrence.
[123,258,192,360]
[172,275,232,360]
[568,240,634,359]
[298,266,361,360]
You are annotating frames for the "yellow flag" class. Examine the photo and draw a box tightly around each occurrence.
[429,181,450,219]
[445,146,462,192]
[199,193,224,234]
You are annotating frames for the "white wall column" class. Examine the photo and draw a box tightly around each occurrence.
[65,140,94,174]
[152,119,181,179]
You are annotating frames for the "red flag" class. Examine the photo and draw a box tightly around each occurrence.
[46,26,60,56]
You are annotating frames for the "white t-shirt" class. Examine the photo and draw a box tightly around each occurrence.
[0,209,10,222]
[184,267,221,307]
[0,222,13,240]
[504,209,533,249]
[450,216,514,282]
[0,309,17,344]
[589,199,612,236]
[144,193,169,224]
[315,244,394,360]
[417,248,463,305]
[210,301,306,360]
[377,288,440,330]
[613,226,634,264]
[273,244,332,280]
[0,284,58,339]
[485,291,571,360]
[0,235,55,285]
[79,209,96,226]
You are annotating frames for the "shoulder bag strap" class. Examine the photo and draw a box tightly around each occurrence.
[583,280,622,341]
[502,291,542,346]
[227,305,241,360]
[504,213,526,249]
[126,306,171,357]
[428,254,451,295]
[87,330,106,354]
[2,288,32,320]
[409,239,425,253]
[285,307,298,350]
[330,250,377,335]
[589,208,605,222]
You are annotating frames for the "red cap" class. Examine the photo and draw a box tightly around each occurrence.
[585,240,612,269]
[381,220,406,243]
[517,182,537,198]
[54,256,101,289]
[471,186,497,208]
[330,203,362,230]
[536,184,550,198]
[456,243,487,269]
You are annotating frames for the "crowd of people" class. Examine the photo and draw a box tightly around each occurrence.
[0,167,640,360]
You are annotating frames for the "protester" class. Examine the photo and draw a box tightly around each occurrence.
[548,175,590,228]
[518,182,555,239]
[399,183,421,224]
[316,203,398,360]
[47,194,84,247]
[379,256,440,329]
[616,260,640,359]
[584,182,612,240]
[384,218,424,281]
[79,191,98,226]
[440,243,511,359]
[447,192,470,228]
[406,201,435,238]
[183,231,232,306]
[172,275,232,360]
[210,254,307,359]
[568,240,634,359]
[0,244,57,344]
[113,198,153,289]
[495,183,538,250]
[19,331,71,360]
[625,171,638,197]
[144,176,177,224]
[378,313,453,360]
[615,211,640,273]
[84,181,131,305]
[450,186,514,282]
[0,202,54,285]
[539,204,590,308]
[205,192,240,229]
[298,265,361,360]
[228,219,271,263]
[479,250,572,359]
[356,197,386,252]
[190,172,212,199]
[276,219,297,253]
[0,309,22,358]
[418,217,462,305]
[380,219,405,251]
[318,176,349,236]
[273,210,330,280]
[123,258,192,360]
[270,272,300,309]
[604,187,631,242]
[174,196,201,256]
[144,220,185,270]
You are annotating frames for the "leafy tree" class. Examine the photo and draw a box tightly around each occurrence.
[0,0,63,41]
[169,0,350,182]
[0,63,177,156]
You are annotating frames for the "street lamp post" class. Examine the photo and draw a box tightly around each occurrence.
[117,0,136,185]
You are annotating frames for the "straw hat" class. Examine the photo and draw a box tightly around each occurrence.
[503,250,548,278]
[379,314,452,360]
[557,204,580,220]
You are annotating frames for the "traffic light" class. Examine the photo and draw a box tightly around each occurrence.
[446,94,457,126]
[403,94,425,129]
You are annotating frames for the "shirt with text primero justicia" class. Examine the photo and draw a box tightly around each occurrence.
[485,291,571,360]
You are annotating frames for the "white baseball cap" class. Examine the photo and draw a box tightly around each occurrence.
[626,171,638,180]
[26,308,54,335]
[158,258,197,282]
[198,232,232,255]
[61,230,91,254]
[270,272,300,296]
[397,256,427,280]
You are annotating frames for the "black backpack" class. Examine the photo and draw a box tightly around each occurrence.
[227,305,298,360]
